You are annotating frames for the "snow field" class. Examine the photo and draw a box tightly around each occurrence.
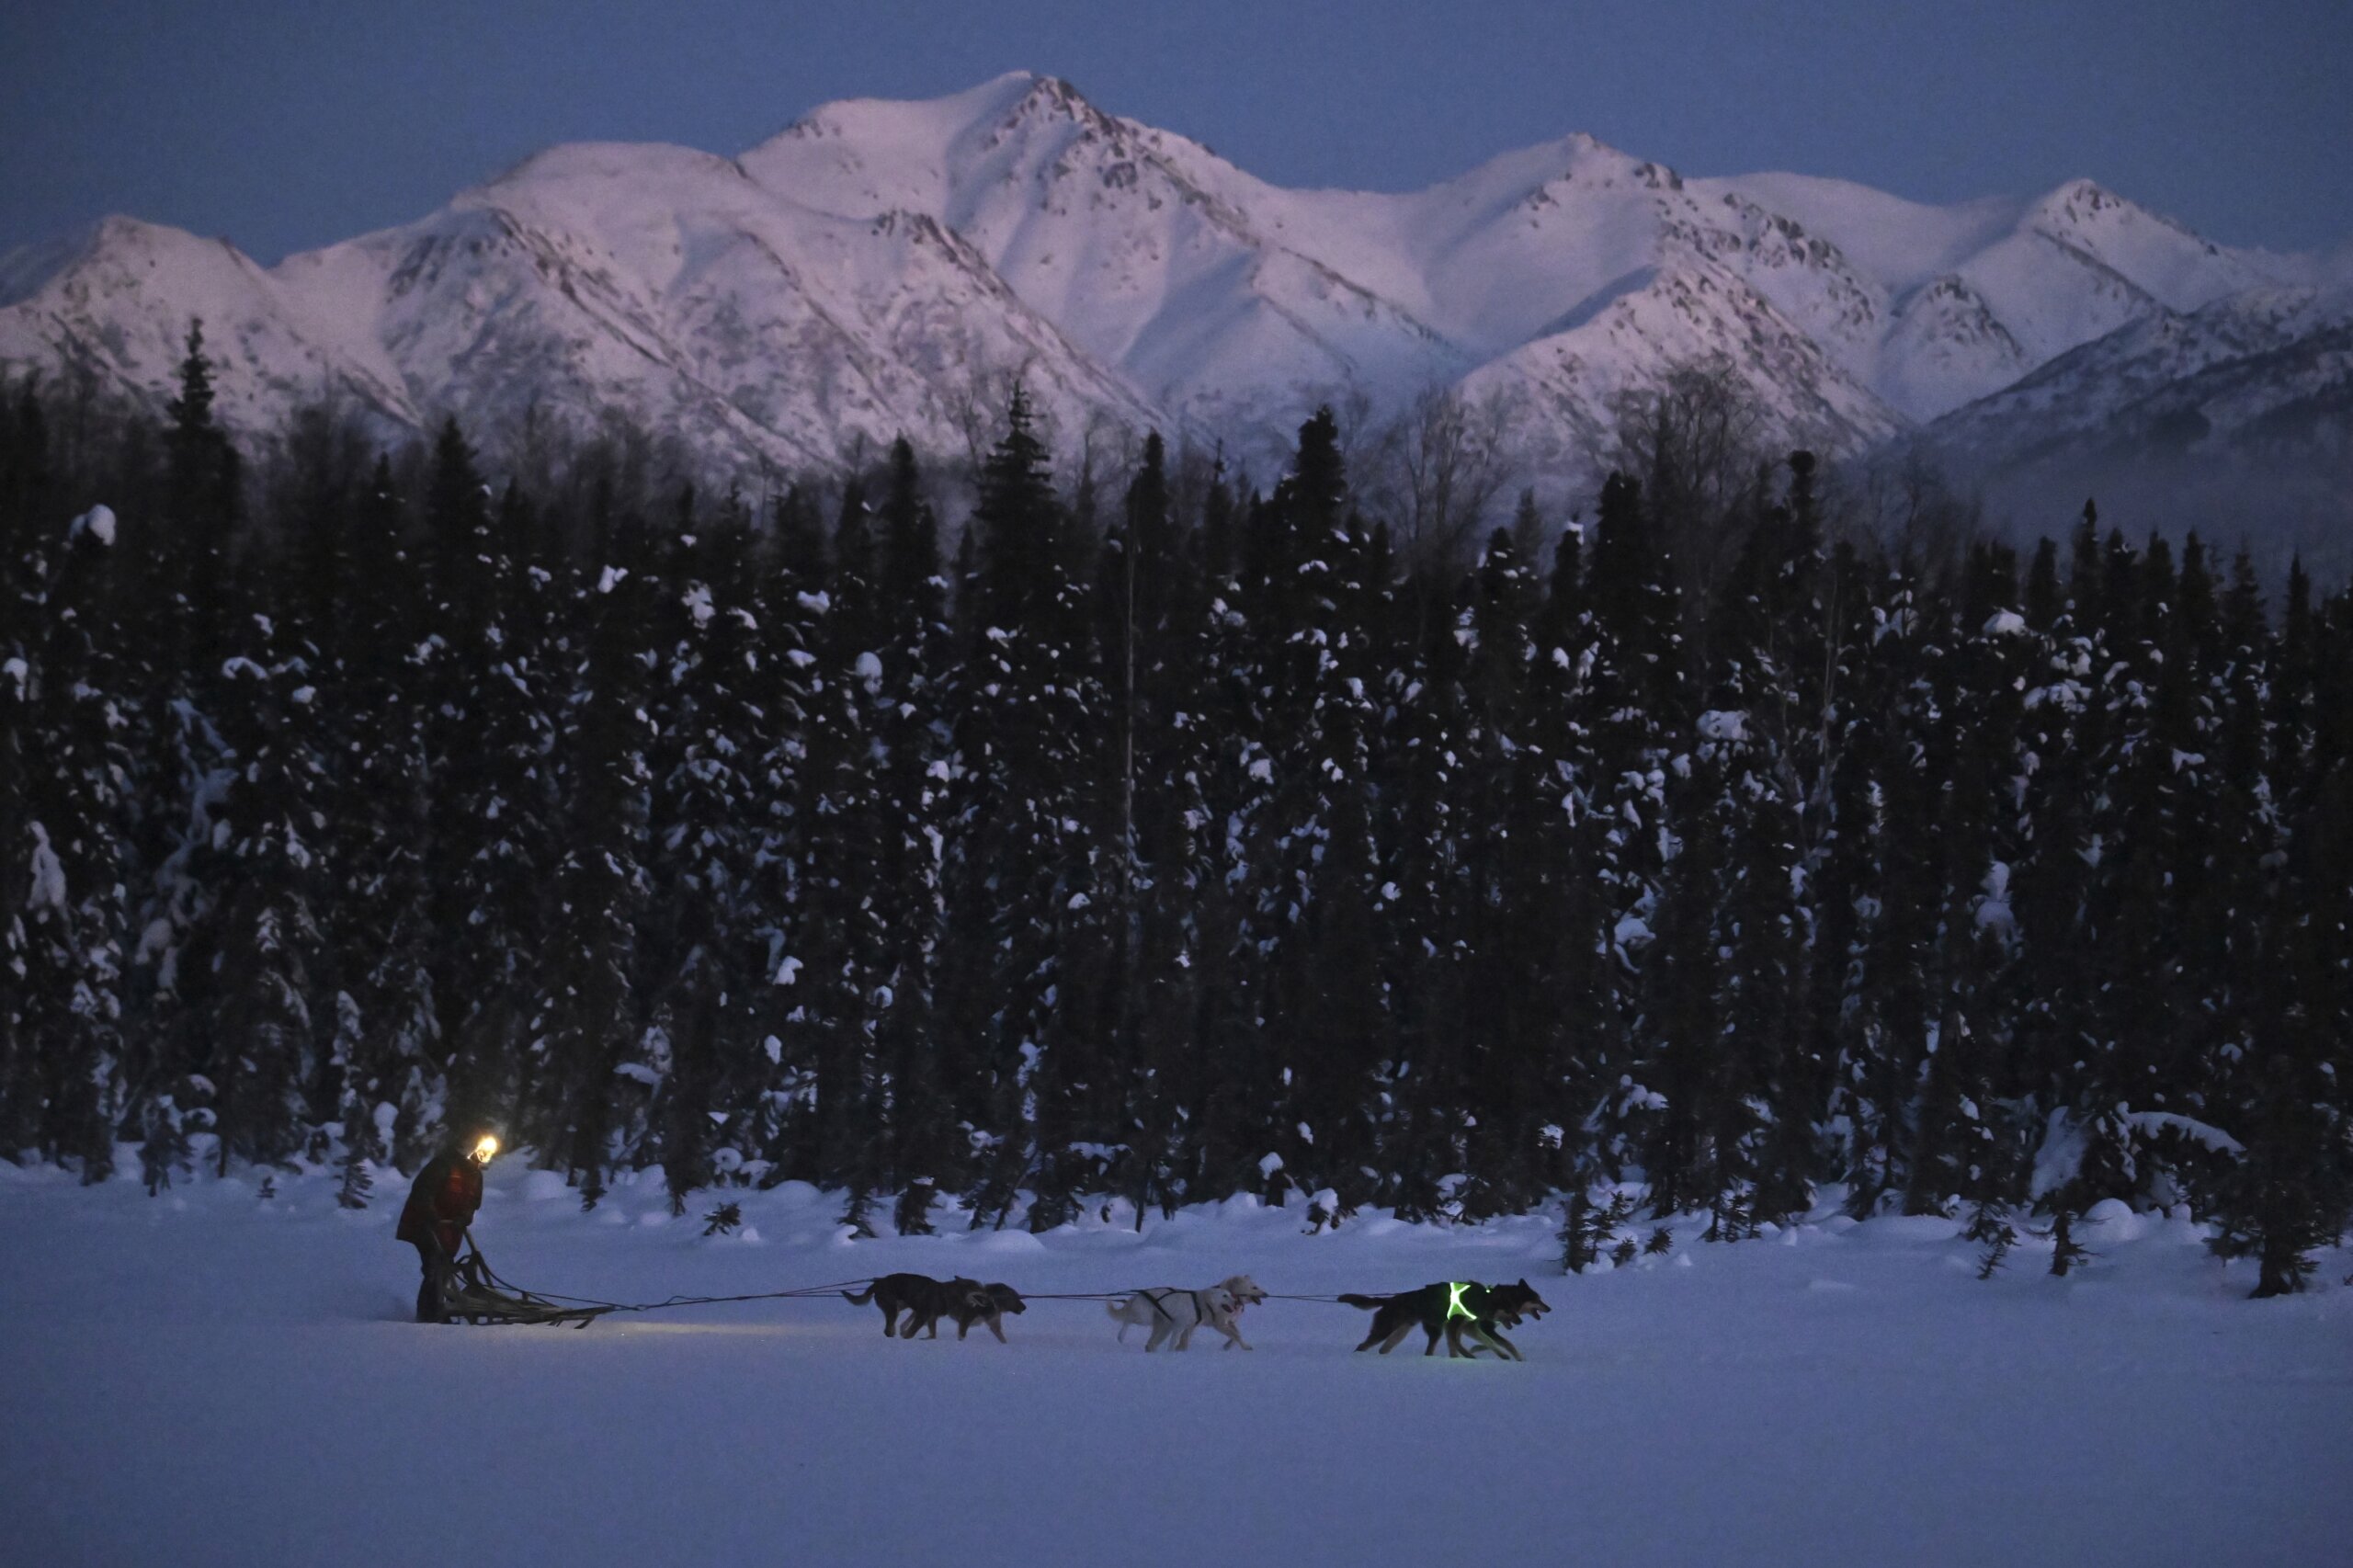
[2,1160,2347,1568]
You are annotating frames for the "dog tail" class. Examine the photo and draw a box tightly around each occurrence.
[843,1284,877,1305]
[1105,1296,1132,1316]
[1336,1292,1388,1311]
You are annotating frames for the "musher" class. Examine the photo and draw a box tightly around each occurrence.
[396,1130,499,1322]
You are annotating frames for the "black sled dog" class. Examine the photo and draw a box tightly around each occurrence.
[1337,1278,1551,1359]
[844,1274,1028,1342]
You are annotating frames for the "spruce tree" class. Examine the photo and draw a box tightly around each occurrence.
[12,504,132,1176]
[942,389,1108,1229]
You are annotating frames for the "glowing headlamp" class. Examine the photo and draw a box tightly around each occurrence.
[472,1134,500,1165]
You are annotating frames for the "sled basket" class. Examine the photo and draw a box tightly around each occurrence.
[436,1247,614,1328]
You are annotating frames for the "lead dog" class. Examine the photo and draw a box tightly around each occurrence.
[1337,1278,1551,1359]
[1106,1274,1267,1351]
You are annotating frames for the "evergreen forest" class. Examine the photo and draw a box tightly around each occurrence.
[5,330,2348,1296]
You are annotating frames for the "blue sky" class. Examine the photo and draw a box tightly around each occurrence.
[4,0,2347,261]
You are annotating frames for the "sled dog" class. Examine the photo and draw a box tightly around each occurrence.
[1337,1278,1551,1359]
[952,1281,1029,1343]
[845,1274,1026,1342]
[1105,1275,1264,1351]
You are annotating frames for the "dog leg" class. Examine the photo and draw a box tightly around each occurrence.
[1377,1321,1416,1355]
[986,1313,1008,1345]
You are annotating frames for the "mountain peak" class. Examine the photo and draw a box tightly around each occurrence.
[1009,73,1092,116]
[2031,176,2131,226]
[5,214,263,299]
[989,72,1133,153]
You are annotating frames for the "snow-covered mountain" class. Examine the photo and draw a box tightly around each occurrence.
[1917,283,2353,467]
[0,71,2341,501]
[1902,281,2353,572]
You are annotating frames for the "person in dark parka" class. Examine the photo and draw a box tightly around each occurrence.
[396,1131,498,1322]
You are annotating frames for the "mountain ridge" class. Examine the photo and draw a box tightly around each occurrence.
[1,71,2344,509]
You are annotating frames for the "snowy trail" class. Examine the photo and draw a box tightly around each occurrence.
[3,1165,2347,1567]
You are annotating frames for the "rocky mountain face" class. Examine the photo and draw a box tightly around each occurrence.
[2,72,2344,514]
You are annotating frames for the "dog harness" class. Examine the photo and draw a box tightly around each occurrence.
[1141,1289,1211,1326]
[1446,1281,1473,1321]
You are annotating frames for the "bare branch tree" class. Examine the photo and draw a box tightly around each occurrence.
[1371,382,1526,571]
[1608,358,1769,613]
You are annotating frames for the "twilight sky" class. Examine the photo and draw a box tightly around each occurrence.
[4,0,2348,263]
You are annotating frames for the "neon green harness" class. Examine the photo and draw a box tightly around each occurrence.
[1446,1281,1473,1321]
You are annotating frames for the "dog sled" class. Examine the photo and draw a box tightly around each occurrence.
[430,1240,617,1328]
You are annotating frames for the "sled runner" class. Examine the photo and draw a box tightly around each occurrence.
[431,1241,616,1328]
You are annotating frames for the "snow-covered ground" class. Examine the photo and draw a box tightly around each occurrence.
[3,1160,2346,1567]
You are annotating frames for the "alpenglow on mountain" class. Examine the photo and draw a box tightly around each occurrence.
[3,71,2347,501]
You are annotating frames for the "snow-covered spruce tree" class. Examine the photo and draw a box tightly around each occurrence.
[783,478,892,1227]
[871,438,956,1231]
[1513,512,1623,1191]
[126,325,248,1172]
[1093,434,1221,1225]
[2205,578,2353,1295]
[714,490,820,1190]
[2204,907,2337,1296]
[1576,472,1686,1183]
[1835,558,1942,1218]
[263,410,415,1195]
[0,382,43,1146]
[1709,739,1812,1232]
[2005,522,2100,1168]
[158,322,243,684]
[1279,424,1394,1214]
[1189,484,1290,1203]
[1454,524,1563,1215]
[1176,469,1271,1203]
[1637,743,1726,1221]
[2064,532,2177,1197]
[1563,471,1687,1205]
[940,389,1111,1230]
[1385,541,1474,1221]
[1904,543,2032,1221]
[1694,473,1835,1228]
[1795,537,1877,1197]
[9,504,132,1176]
[533,542,654,1200]
[1221,411,1392,1211]
[417,424,556,1139]
[640,506,775,1214]
[325,458,443,1171]
[206,598,332,1174]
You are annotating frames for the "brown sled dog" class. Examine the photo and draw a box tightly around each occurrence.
[1337,1278,1551,1359]
[844,1274,1028,1342]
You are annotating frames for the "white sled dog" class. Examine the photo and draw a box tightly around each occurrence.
[1106,1275,1268,1351]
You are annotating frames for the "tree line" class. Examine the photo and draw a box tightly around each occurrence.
[3,329,2347,1294]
